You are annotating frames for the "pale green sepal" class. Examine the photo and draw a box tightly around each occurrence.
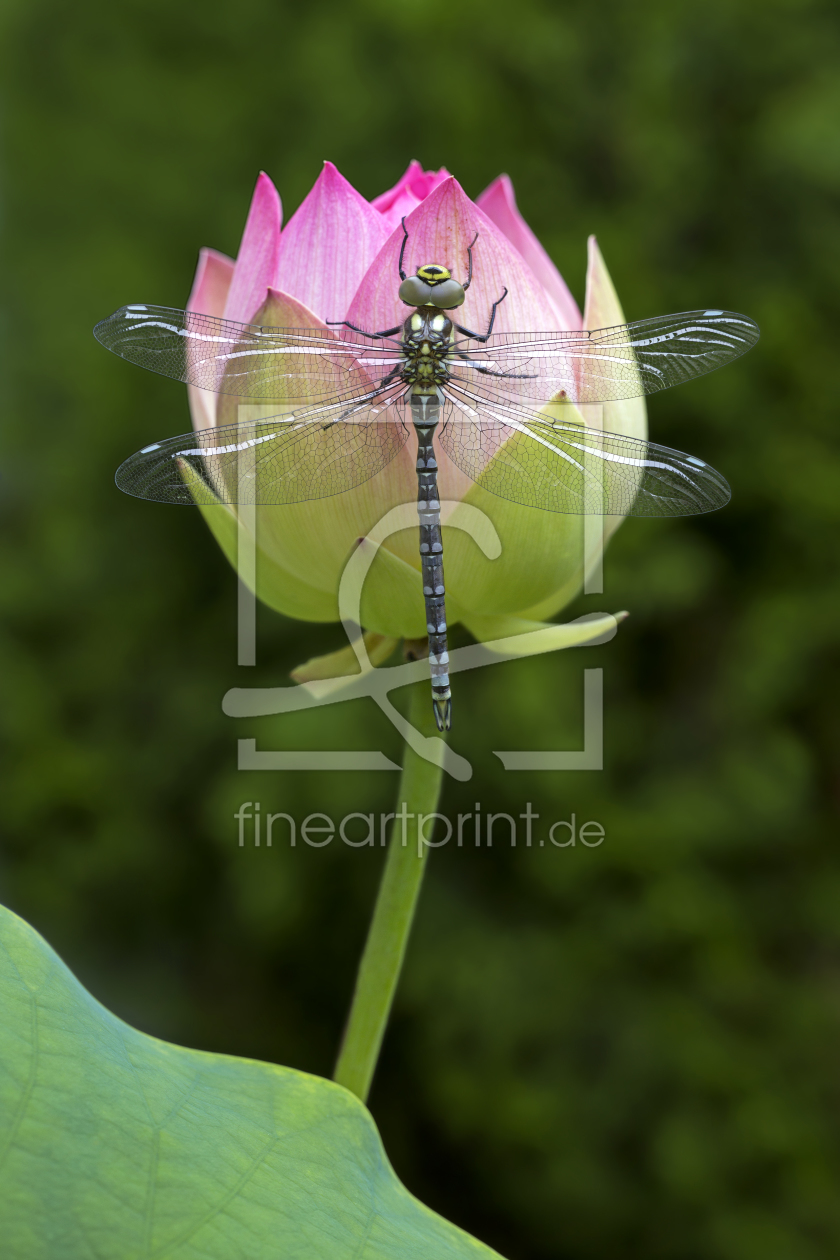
[442,407,593,621]
[352,537,468,640]
[513,575,587,624]
[355,537,429,637]
[291,632,399,683]
[0,903,504,1260]
[462,610,626,656]
[584,236,647,444]
[181,461,339,622]
[443,484,585,620]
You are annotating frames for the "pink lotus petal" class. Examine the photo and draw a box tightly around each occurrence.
[373,185,423,232]
[222,172,283,326]
[345,176,560,339]
[187,247,234,318]
[212,290,322,432]
[257,286,330,331]
[213,287,383,427]
[371,161,451,232]
[256,283,381,401]
[477,175,582,331]
[407,164,450,200]
[370,159,425,213]
[214,287,340,432]
[276,162,389,324]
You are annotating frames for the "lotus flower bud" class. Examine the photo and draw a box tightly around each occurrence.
[185,162,645,651]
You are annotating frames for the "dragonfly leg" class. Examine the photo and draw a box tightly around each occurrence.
[452,350,536,382]
[454,287,508,343]
[398,217,410,281]
[462,231,479,291]
[319,380,407,431]
[377,364,404,389]
[411,395,451,732]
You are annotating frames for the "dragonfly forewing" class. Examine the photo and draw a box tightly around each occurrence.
[450,310,760,405]
[94,305,405,403]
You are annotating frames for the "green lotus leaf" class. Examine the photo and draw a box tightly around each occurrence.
[0,903,503,1260]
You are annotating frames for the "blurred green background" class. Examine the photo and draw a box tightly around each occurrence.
[2,1,840,1256]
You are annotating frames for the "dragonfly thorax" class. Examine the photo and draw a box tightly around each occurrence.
[400,308,454,393]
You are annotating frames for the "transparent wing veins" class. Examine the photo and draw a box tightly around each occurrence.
[116,390,410,507]
[449,309,759,402]
[95,304,404,400]
[440,384,731,517]
[102,303,747,518]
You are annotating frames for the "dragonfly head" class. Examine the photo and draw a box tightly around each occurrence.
[399,264,466,310]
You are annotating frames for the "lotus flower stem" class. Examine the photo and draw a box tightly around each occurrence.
[333,683,444,1101]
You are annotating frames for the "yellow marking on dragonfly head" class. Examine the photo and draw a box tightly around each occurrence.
[417,264,451,284]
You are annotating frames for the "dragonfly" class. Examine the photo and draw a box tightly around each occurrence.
[95,220,759,732]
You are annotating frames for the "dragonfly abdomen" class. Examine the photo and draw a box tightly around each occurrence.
[412,394,450,733]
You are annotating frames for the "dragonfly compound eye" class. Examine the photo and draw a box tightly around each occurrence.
[399,276,434,306]
[430,279,466,309]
